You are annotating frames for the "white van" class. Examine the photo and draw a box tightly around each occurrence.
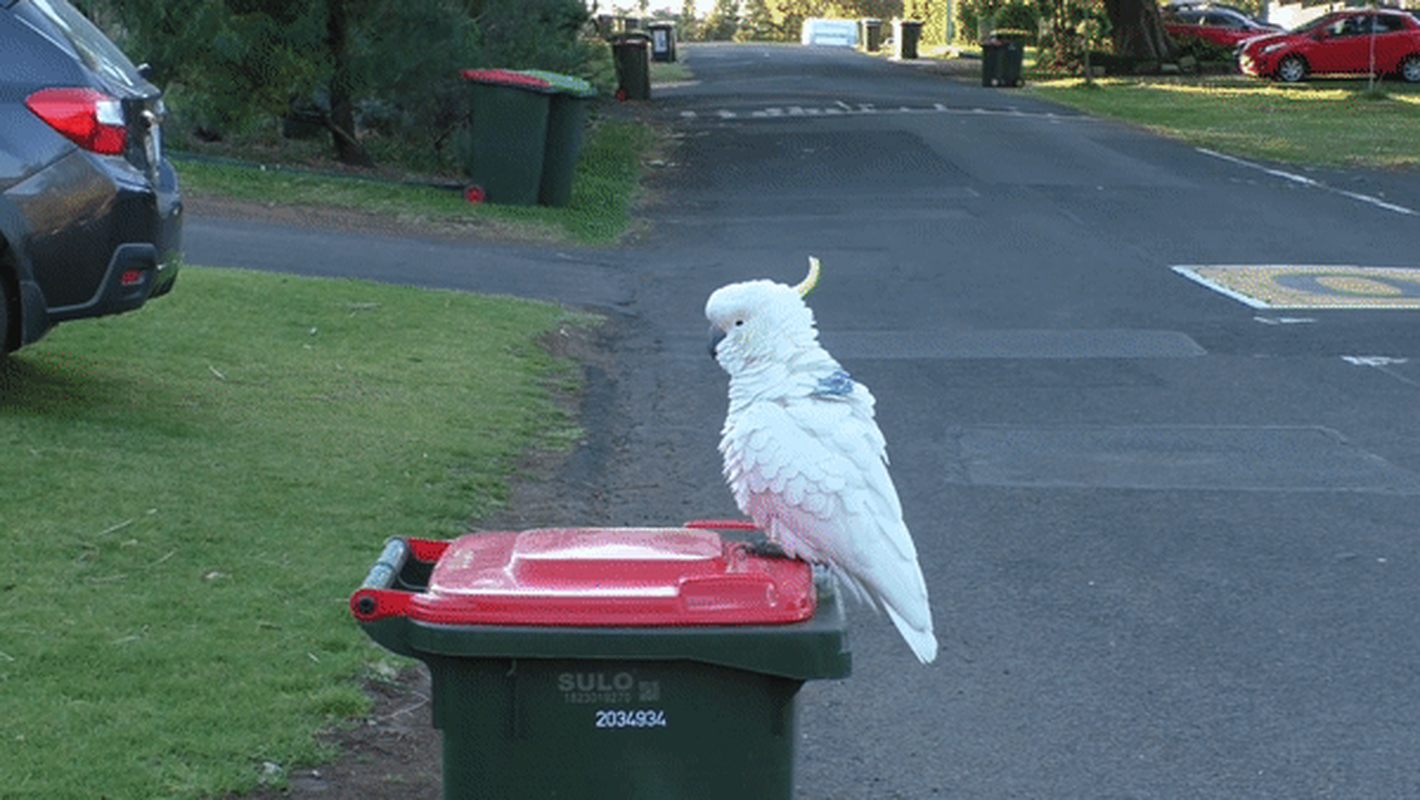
[801,18,858,47]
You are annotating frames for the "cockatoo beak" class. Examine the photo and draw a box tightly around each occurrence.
[708,327,726,358]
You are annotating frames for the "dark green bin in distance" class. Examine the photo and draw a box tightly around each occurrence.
[981,39,1025,87]
[612,35,652,100]
[458,69,595,207]
[352,526,852,800]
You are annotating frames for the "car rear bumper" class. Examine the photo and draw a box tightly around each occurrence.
[45,239,180,323]
[9,150,182,343]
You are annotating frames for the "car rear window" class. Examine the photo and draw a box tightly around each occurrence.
[18,0,144,92]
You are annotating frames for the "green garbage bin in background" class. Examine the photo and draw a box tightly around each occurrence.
[458,69,596,208]
[981,39,1024,87]
[352,525,853,800]
[894,19,922,59]
[458,69,552,206]
[612,34,652,100]
[648,21,677,62]
[861,18,883,52]
[520,70,597,207]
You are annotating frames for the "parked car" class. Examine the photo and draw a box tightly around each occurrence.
[1164,4,1281,49]
[1239,9,1420,83]
[1,0,182,355]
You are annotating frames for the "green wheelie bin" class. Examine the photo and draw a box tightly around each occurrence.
[520,70,597,208]
[981,39,1025,87]
[894,19,923,59]
[352,524,853,800]
[612,34,652,100]
[458,69,553,206]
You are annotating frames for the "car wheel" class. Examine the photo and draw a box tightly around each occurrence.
[1276,55,1308,83]
[1402,55,1420,83]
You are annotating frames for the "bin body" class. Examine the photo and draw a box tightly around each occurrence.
[613,37,652,100]
[519,70,596,208]
[981,40,1024,87]
[353,527,852,800]
[538,93,587,207]
[428,654,804,799]
[458,70,594,208]
[648,22,677,62]
[862,18,883,52]
[459,70,551,206]
[894,19,922,59]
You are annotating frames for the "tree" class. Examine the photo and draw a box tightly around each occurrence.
[701,0,741,40]
[738,0,774,41]
[107,0,594,166]
[679,0,701,39]
[1101,0,1172,60]
[325,0,370,165]
[1076,14,1109,84]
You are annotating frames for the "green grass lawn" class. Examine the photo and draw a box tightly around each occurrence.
[1027,76,1420,169]
[176,115,656,245]
[1,267,590,797]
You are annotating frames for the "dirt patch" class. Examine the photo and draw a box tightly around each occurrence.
[227,669,441,800]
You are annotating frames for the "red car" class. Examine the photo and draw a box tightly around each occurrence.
[1240,9,1420,83]
[1165,5,1280,49]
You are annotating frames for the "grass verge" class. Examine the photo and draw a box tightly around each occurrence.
[176,114,657,245]
[0,267,591,798]
[1026,76,1420,169]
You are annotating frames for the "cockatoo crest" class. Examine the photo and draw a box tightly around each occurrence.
[706,258,938,664]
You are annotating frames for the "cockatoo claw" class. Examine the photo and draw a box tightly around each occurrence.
[743,539,794,560]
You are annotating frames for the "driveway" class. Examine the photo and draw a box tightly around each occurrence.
[191,43,1420,798]
[576,44,1420,799]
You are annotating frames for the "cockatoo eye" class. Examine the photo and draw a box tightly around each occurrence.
[734,319,745,326]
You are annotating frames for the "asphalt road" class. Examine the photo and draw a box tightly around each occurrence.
[189,43,1420,798]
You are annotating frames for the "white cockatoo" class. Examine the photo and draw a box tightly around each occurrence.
[705,257,938,664]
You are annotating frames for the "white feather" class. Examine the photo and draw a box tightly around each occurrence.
[706,265,938,664]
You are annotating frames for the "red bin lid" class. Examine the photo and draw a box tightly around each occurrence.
[459,68,554,90]
[409,527,816,627]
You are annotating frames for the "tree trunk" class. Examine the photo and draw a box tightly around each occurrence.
[1102,0,1174,60]
[326,0,373,166]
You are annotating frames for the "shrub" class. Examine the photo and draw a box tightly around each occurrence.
[98,0,602,171]
[953,0,1039,45]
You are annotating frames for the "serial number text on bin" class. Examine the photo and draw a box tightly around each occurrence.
[595,709,669,729]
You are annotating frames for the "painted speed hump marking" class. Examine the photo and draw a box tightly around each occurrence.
[1174,265,1420,309]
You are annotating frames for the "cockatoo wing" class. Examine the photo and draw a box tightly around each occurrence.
[720,391,938,663]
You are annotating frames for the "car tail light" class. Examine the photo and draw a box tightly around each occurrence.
[25,88,128,156]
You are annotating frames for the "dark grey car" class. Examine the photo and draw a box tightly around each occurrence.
[1,0,182,354]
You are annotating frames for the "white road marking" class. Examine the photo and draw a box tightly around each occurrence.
[1253,316,1317,325]
[1342,356,1408,367]
[1174,266,1271,310]
[689,103,1074,124]
[1198,148,1418,217]
[1342,356,1420,388]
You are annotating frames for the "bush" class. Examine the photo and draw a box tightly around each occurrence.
[1173,37,1236,68]
[1033,0,1111,75]
[98,0,603,171]
[953,0,1039,45]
